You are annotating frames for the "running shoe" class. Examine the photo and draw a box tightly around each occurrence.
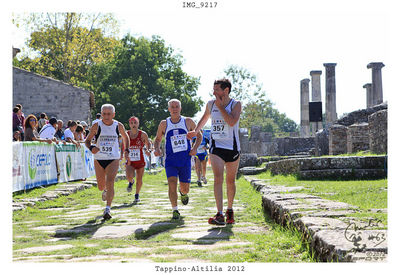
[208,213,225,225]
[103,208,112,220]
[225,209,235,224]
[201,176,207,184]
[126,181,134,193]
[102,190,107,201]
[180,191,189,205]
[197,180,202,187]
[134,198,140,204]
[172,210,180,220]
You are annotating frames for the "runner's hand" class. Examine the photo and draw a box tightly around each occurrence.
[91,147,100,154]
[154,148,161,157]
[189,148,197,156]
[187,131,197,139]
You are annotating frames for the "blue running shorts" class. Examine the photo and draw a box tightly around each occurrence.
[196,152,208,162]
[165,165,191,183]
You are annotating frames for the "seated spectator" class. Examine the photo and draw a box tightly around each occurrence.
[38,113,48,132]
[24,114,52,144]
[54,120,65,140]
[64,121,80,147]
[13,130,21,141]
[39,117,59,143]
[74,124,85,142]
[80,121,89,138]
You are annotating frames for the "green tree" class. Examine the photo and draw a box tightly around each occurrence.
[224,65,298,134]
[12,12,120,86]
[88,34,203,136]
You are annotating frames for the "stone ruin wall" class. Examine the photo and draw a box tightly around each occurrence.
[368,109,387,154]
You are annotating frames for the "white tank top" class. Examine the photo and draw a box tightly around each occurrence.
[210,99,241,151]
[94,120,120,160]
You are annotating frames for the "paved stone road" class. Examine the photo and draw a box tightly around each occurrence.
[13,170,293,263]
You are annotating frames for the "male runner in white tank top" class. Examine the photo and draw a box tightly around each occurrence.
[85,104,130,220]
[187,79,241,225]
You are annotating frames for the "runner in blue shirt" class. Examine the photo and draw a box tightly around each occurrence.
[154,99,202,220]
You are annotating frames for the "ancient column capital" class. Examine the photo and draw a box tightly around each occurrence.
[323,63,337,67]
[301,78,310,84]
[363,83,372,89]
[310,70,322,76]
[367,62,385,69]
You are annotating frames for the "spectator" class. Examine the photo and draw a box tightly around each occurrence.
[38,113,48,132]
[64,121,80,147]
[74,124,85,142]
[92,113,101,126]
[24,114,52,144]
[13,106,24,140]
[39,117,58,143]
[80,121,89,138]
[54,120,65,140]
[15,104,25,128]
[13,130,21,141]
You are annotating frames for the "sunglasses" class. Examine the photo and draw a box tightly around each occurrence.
[29,119,37,122]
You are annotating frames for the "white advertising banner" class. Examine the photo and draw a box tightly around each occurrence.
[55,144,92,182]
[12,142,24,192]
[15,142,58,191]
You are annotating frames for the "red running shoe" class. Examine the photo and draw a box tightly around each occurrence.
[225,209,235,224]
[208,212,225,225]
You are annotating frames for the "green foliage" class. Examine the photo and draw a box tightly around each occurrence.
[13,12,120,86]
[88,34,203,136]
[224,65,298,134]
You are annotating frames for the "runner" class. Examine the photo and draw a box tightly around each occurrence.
[125,116,151,204]
[187,78,241,225]
[193,130,209,187]
[154,99,202,220]
[85,104,130,220]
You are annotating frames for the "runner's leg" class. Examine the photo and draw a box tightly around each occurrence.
[135,167,145,195]
[94,160,106,191]
[210,154,225,212]
[195,157,202,181]
[104,159,119,207]
[225,157,240,209]
[126,164,134,183]
[167,176,178,208]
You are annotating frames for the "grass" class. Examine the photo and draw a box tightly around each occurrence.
[254,171,387,226]
[13,169,315,262]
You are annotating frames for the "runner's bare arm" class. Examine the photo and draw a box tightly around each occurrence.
[153,120,166,157]
[186,118,202,151]
[119,122,130,159]
[187,101,211,139]
[141,131,151,156]
[217,100,242,127]
[85,123,98,149]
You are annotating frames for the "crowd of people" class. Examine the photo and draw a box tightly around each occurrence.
[13,78,242,226]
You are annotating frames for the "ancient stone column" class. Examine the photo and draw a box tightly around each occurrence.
[363,83,373,108]
[323,63,337,128]
[300,79,310,137]
[367,62,385,106]
[310,70,323,136]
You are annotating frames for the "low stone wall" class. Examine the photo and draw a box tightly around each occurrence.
[265,156,387,180]
[275,137,315,156]
[329,124,347,155]
[314,128,329,156]
[346,123,369,153]
[369,109,387,154]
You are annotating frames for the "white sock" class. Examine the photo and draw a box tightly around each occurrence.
[172,206,178,211]
[105,206,111,211]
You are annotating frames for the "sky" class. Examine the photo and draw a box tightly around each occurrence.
[9,0,397,125]
[3,0,400,273]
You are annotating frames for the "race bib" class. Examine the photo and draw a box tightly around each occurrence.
[211,119,231,139]
[197,147,206,154]
[99,137,117,154]
[129,148,141,161]
[171,134,188,153]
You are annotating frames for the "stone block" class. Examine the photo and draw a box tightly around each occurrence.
[329,124,347,155]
